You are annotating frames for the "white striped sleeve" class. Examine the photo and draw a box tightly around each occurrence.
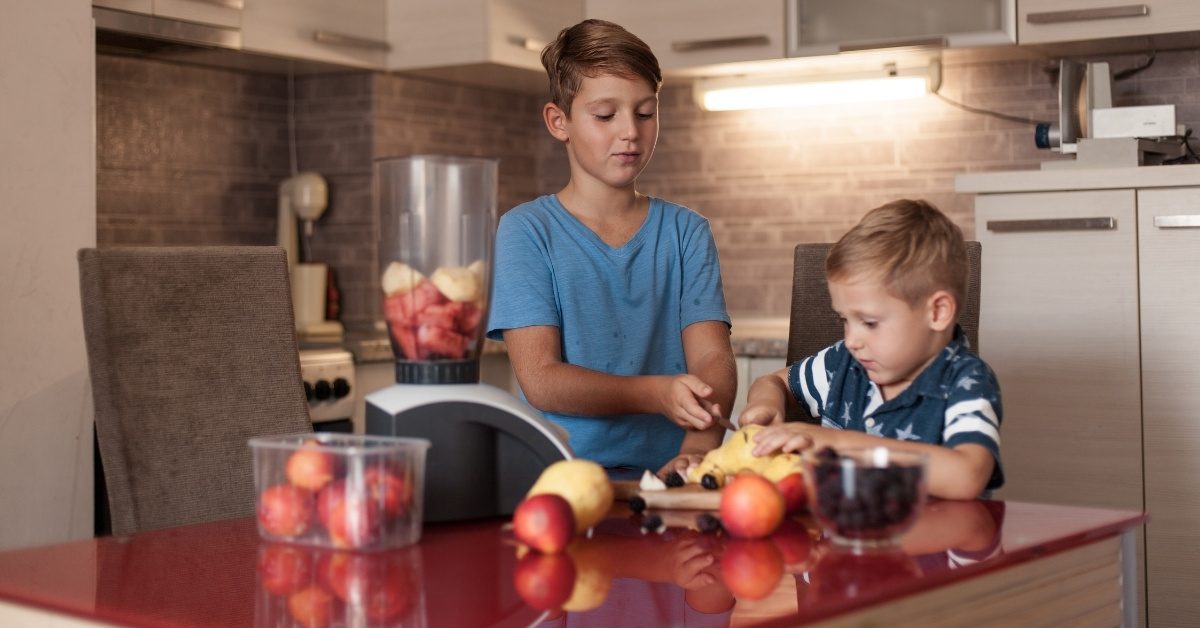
[790,346,834,420]
[943,398,1001,445]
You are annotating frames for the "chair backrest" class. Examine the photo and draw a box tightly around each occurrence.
[784,241,982,421]
[78,246,313,535]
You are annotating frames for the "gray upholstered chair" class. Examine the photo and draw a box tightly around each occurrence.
[784,241,982,422]
[78,246,313,535]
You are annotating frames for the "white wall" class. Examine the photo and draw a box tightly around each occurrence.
[0,1,96,550]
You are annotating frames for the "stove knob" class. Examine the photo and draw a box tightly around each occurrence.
[314,380,332,401]
[303,381,314,402]
[333,378,351,399]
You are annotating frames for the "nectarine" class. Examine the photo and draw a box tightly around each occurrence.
[719,473,785,539]
[513,494,575,554]
[258,484,315,538]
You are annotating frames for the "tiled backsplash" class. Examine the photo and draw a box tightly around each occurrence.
[98,48,1199,323]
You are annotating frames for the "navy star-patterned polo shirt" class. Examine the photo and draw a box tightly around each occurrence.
[787,326,1004,490]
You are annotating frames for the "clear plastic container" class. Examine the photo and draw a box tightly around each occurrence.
[249,433,431,551]
[804,447,927,549]
[375,155,499,384]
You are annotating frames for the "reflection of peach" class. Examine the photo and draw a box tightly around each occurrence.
[513,551,576,610]
[562,539,614,612]
[771,518,813,570]
[258,484,314,537]
[287,585,335,628]
[320,552,416,622]
[720,539,785,601]
[720,473,785,539]
[286,445,336,491]
[258,544,313,596]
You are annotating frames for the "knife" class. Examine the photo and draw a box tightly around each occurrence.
[712,411,737,432]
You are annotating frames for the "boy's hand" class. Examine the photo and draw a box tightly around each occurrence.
[657,452,703,478]
[659,374,720,430]
[737,402,784,428]
[750,424,816,457]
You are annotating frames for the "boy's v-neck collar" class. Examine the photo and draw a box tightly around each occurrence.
[549,193,656,255]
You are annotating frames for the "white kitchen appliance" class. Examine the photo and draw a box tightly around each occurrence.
[299,348,356,433]
[365,155,571,523]
[277,172,343,339]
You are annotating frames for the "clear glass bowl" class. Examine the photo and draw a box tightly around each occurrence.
[803,446,927,549]
[249,433,431,551]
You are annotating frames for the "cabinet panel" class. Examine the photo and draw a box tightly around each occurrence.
[243,0,387,69]
[488,0,585,71]
[154,0,241,29]
[585,0,784,71]
[94,0,153,14]
[789,0,1013,56]
[1019,0,1200,44]
[975,190,1142,511]
[1138,187,1200,626]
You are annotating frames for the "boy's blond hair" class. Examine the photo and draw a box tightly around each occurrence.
[826,199,967,307]
[540,19,662,117]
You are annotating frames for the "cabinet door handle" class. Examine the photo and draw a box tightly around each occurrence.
[506,35,546,52]
[1026,4,1149,25]
[313,30,392,52]
[838,36,948,53]
[986,217,1117,232]
[181,0,244,9]
[671,35,771,53]
[1153,215,1200,229]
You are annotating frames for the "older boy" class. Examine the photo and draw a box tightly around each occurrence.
[739,200,1002,499]
[487,20,736,477]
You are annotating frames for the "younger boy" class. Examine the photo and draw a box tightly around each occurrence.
[739,200,1002,499]
[487,20,736,477]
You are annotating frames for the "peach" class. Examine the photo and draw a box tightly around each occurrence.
[513,551,576,611]
[776,472,808,514]
[286,444,336,491]
[258,484,315,537]
[363,467,410,518]
[513,494,575,554]
[720,539,784,601]
[719,472,785,539]
[325,497,382,549]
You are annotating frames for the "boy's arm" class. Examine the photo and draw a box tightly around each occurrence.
[666,321,738,470]
[503,325,723,430]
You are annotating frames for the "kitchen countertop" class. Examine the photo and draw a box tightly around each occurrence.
[0,499,1144,626]
[308,317,794,363]
[955,163,1200,194]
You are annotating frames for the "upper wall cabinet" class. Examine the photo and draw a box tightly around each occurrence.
[787,0,1015,57]
[585,0,785,71]
[1018,1,1200,44]
[93,0,241,28]
[242,0,389,70]
[387,0,584,91]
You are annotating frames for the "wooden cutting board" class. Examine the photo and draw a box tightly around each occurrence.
[611,480,722,511]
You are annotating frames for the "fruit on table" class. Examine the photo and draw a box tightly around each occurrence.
[513,493,576,553]
[685,425,805,486]
[258,484,315,537]
[381,261,488,361]
[775,472,808,514]
[513,551,577,611]
[526,459,614,533]
[809,447,923,542]
[285,444,336,491]
[720,538,785,601]
[719,472,785,539]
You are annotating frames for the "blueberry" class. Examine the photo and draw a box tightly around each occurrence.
[665,472,685,488]
[629,495,646,513]
[701,474,720,490]
[641,514,664,533]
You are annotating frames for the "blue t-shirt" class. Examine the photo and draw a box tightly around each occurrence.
[787,327,1005,491]
[487,194,731,470]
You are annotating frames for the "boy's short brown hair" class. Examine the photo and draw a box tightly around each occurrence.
[826,199,967,307]
[541,19,662,116]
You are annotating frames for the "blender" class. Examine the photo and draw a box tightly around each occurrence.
[365,155,571,523]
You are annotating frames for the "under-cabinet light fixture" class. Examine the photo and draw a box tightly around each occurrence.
[694,60,942,112]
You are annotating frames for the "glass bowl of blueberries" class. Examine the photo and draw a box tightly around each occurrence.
[803,446,927,549]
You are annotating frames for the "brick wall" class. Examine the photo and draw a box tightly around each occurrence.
[97,48,1200,323]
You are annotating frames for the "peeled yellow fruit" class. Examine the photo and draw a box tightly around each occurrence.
[381,261,425,296]
[687,425,804,485]
[430,266,481,302]
[527,459,613,533]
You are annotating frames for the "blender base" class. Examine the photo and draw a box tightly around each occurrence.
[365,382,572,523]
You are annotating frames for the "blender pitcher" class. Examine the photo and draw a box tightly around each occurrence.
[376,155,498,385]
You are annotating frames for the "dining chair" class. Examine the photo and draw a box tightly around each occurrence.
[784,241,982,422]
[78,246,313,535]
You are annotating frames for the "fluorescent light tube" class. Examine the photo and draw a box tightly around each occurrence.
[695,62,936,112]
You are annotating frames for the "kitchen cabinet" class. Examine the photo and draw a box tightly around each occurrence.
[387,0,583,91]
[585,0,784,71]
[94,0,152,14]
[1018,0,1200,44]
[92,0,240,30]
[787,0,1014,57]
[958,165,1200,626]
[242,0,388,70]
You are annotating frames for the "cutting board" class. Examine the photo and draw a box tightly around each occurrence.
[611,480,722,511]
